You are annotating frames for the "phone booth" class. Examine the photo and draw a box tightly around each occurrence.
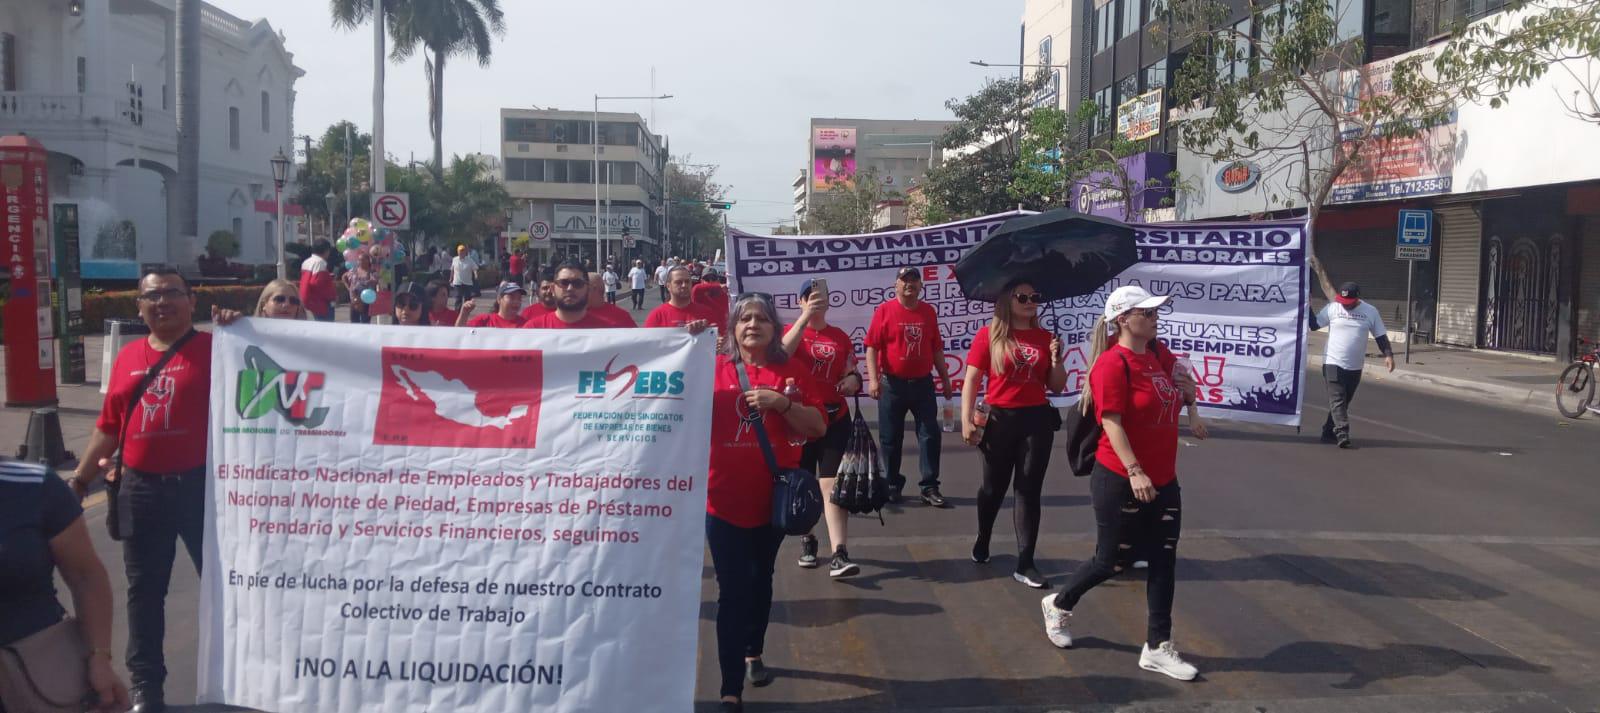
[1,134,58,407]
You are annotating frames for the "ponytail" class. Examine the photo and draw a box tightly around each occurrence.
[1080,315,1116,415]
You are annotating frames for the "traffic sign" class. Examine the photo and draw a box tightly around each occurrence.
[622,232,636,249]
[529,221,550,243]
[1395,209,1432,261]
[371,192,411,230]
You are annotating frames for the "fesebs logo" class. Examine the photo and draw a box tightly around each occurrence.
[577,355,686,399]
[236,347,329,427]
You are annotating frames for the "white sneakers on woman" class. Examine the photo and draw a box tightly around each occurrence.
[1039,595,1198,681]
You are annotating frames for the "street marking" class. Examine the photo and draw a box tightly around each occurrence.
[845,530,1600,549]
[83,491,106,510]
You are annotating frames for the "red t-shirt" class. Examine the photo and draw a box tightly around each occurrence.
[466,312,526,328]
[707,357,826,527]
[864,299,941,378]
[786,323,853,411]
[509,254,525,277]
[965,325,1053,408]
[518,303,552,321]
[429,307,460,327]
[592,303,638,327]
[523,311,618,329]
[1090,343,1182,486]
[96,332,214,474]
[299,268,336,317]
[645,301,714,328]
[692,283,729,321]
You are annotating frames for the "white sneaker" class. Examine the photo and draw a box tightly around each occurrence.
[1139,641,1198,681]
[1132,560,1149,569]
[1039,594,1072,648]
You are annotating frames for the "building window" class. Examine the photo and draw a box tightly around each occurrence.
[232,218,243,249]
[1120,0,1141,39]
[1142,58,1167,91]
[77,57,86,93]
[506,158,525,181]
[1116,73,1139,110]
[527,158,544,181]
[1335,0,1364,42]
[571,160,593,184]
[162,84,169,110]
[1094,86,1114,135]
[504,118,539,142]
[229,107,241,149]
[1097,0,1118,52]
[1,34,16,92]
[1258,3,1284,72]
[261,91,271,132]
[1228,17,1252,83]
[1039,35,1053,67]
[548,160,568,183]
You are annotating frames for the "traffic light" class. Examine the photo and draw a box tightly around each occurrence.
[706,201,733,210]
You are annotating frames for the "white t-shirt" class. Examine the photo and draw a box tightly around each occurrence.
[629,267,647,290]
[654,265,669,285]
[1317,301,1387,370]
[451,255,478,286]
[603,271,620,290]
[301,254,328,275]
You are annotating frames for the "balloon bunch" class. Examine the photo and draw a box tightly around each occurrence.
[336,218,409,273]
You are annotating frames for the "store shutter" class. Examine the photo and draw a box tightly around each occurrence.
[1434,204,1481,347]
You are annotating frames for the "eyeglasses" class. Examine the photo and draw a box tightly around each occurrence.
[137,288,190,303]
[555,278,589,290]
[269,294,302,306]
[1013,293,1046,304]
[736,291,773,303]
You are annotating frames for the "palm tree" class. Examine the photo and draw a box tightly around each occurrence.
[390,0,505,180]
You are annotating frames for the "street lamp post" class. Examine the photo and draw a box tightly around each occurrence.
[324,191,337,242]
[594,93,671,269]
[271,148,290,280]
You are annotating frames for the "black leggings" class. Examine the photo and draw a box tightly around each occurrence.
[706,514,784,699]
[1052,463,1182,647]
[974,404,1057,571]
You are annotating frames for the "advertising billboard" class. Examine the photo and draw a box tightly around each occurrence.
[812,126,857,191]
[1117,89,1164,142]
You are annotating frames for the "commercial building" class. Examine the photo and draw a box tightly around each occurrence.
[1,0,305,277]
[499,108,667,267]
[798,117,955,226]
[1020,0,1600,359]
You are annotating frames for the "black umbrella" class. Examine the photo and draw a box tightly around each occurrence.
[954,210,1138,303]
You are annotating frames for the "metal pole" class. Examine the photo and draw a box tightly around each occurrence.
[604,163,612,268]
[275,185,286,280]
[371,0,386,194]
[1404,260,1413,364]
[593,95,601,270]
[344,124,352,223]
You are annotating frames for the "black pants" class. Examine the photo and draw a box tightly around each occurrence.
[1052,463,1182,647]
[452,284,477,310]
[801,412,850,479]
[659,285,669,302]
[706,515,784,699]
[975,405,1057,572]
[1322,365,1363,439]
[123,471,206,690]
[878,375,941,491]
[630,288,645,309]
[349,301,371,324]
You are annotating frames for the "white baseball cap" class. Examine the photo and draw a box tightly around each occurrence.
[1103,285,1172,321]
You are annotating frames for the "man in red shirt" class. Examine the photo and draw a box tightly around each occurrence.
[463,281,529,328]
[508,250,526,284]
[70,267,212,712]
[864,266,954,507]
[519,267,558,321]
[298,239,337,321]
[525,263,628,329]
[693,267,730,323]
[645,266,714,330]
[584,270,638,327]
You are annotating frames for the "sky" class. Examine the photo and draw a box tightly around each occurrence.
[208,0,1024,232]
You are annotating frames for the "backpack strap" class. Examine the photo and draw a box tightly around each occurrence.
[116,328,198,474]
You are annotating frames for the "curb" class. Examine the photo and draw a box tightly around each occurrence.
[1307,354,1558,413]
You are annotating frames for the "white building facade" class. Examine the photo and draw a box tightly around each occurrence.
[0,0,303,279]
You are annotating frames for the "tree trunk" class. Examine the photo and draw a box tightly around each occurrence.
[431,49,446,181]
[174,0,201,266]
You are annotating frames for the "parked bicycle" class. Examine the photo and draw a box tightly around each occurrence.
[1557,337,1600,418]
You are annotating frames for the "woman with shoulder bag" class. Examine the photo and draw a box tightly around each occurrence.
[1038,286,1207,682]
[0,460,129,712]
[707,293,827,713]
[961,281,1067,589]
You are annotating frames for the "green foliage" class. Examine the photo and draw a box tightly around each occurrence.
[206,230,240,259]
[388,0,507,175]
[803,168,901,235]
[295,121,373,227]
[1009,102,1170,217]
[1435,0,1600,122]
[918,72,1053,220]
[387,155,512,251]
[667,160,730,259]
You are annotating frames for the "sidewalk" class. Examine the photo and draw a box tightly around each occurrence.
[1306,331,1567,414]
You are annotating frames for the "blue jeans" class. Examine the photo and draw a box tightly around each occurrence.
[878,374,942,491]
[705,515,784,699]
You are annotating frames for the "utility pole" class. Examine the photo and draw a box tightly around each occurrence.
[372,0,386,194]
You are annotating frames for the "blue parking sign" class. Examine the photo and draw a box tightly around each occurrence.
[1396,209,1432,260]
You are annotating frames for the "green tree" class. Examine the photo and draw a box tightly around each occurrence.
[918,72,1053,220]
[666,160,729,259]
[1435,0,1600,123]
[388,0,507,178]
[1010,101,1176,217]
[206,229,240,259]
[803,168,900,235]
[1158,0,1478,295]
[296,121,374,235]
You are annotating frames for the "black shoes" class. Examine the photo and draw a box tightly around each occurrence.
[921,488,951,508]
[797,534,819,569]
[719,700,744,713]
[1320,430,1337,443]
[886,484,903,505]
[972,537,991,564]
[745,659,773,687]
[1338,436,1353,449]
[829,549,860,578]
[131,687,166,713]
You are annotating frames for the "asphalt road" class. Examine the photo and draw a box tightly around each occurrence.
[72,367,1600,712]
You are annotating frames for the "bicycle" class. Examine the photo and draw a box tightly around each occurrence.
[1557,337,1600,418]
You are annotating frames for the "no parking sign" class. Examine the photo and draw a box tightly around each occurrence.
[371,192,410,230]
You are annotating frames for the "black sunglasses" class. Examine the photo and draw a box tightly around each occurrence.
[1013,293,1046,304]
[269,294,302,306]
[736,291,773,303]
[555,278,589,289]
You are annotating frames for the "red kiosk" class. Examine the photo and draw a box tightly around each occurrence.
[2,134,58,407]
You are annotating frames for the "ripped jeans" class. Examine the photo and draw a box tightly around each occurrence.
[1052,462,1182,647]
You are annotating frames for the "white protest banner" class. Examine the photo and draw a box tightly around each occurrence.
[727,214,1307,426]
[198,319,715,712]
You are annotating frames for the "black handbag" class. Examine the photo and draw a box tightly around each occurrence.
[1063,352,1129,477]
[106,328,198,540]
[734,361,824,537]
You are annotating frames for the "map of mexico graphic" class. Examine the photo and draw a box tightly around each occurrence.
[375,347,544,449]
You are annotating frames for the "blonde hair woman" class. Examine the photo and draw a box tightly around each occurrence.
[212,279,304,325]
[960,281,1065,589]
